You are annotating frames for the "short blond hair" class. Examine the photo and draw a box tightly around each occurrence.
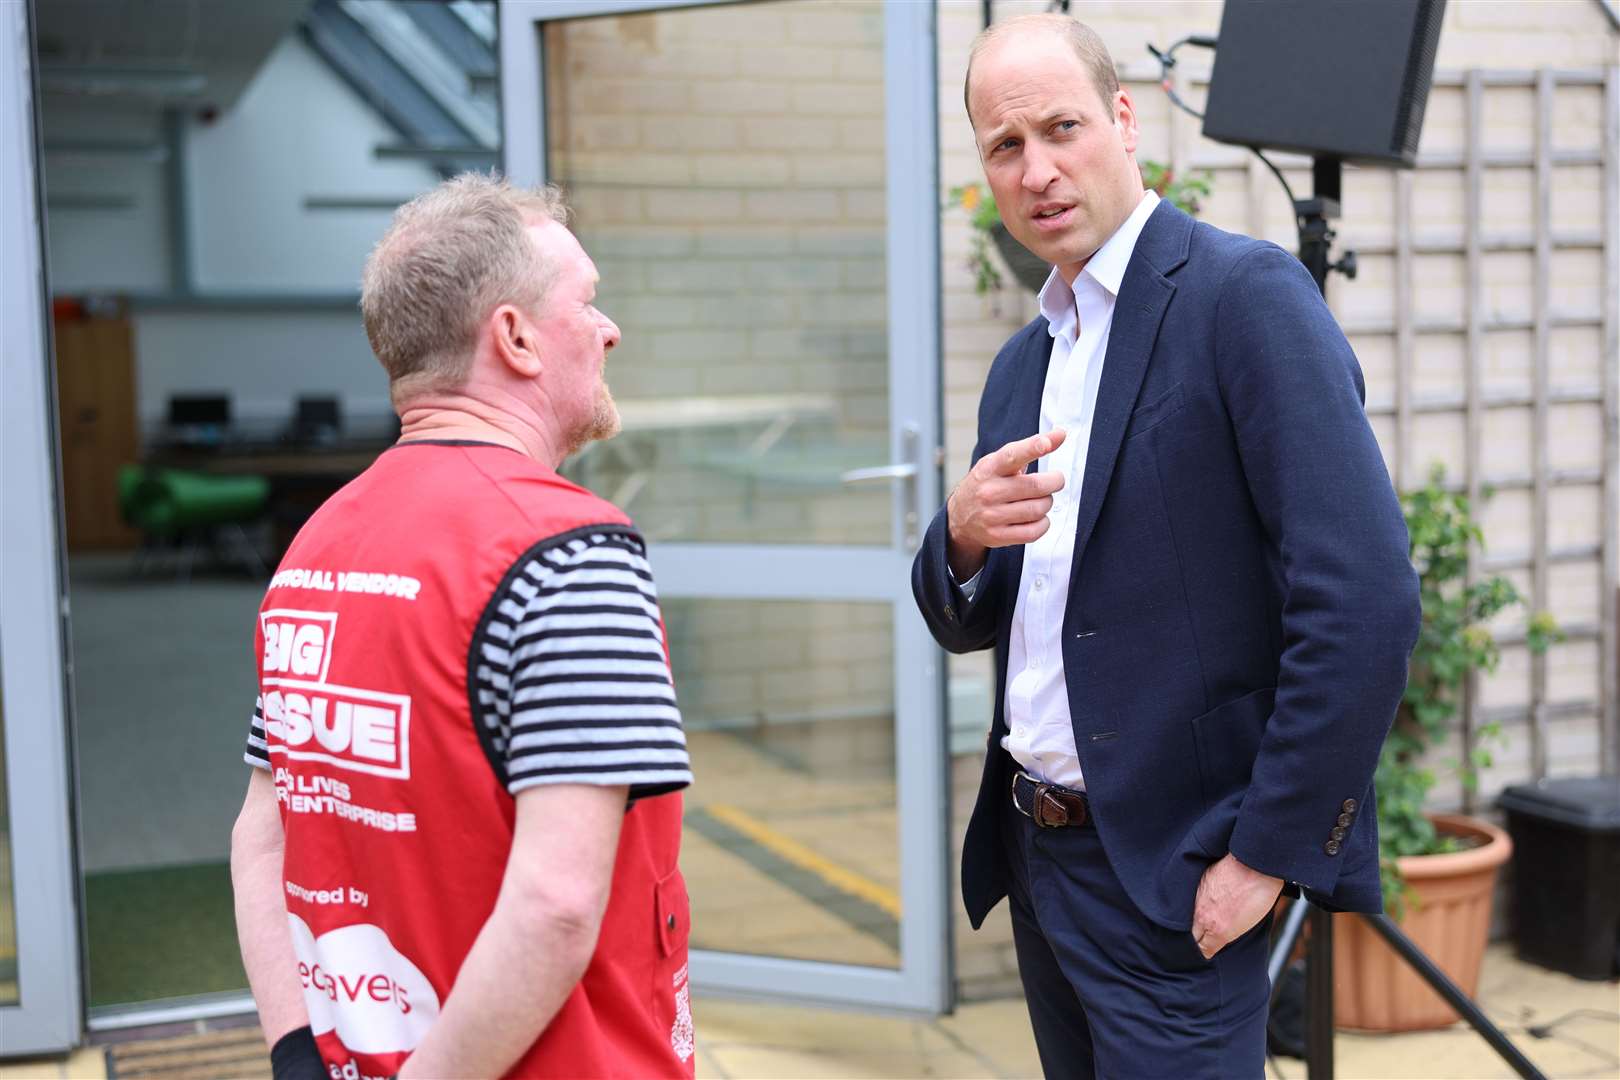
[964,14,1120,124]
[360,173,570,405]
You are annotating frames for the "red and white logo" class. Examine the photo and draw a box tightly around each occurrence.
[262,681,412,780]
[288,914,440,1056]
[261,609,339,682]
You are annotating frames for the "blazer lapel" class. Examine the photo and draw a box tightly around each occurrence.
[1066,202,1191,587]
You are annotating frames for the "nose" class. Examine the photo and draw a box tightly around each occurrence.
[601,314,621,351]
[1021,141,1058,194]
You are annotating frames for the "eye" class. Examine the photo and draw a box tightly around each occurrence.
[1055,120,1079,134]
[993,136,1019,153]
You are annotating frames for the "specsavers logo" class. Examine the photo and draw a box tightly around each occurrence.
[261,610,412,780]
[289,914,440,1056]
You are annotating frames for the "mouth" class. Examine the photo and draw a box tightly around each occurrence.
[1030,204,1075,231]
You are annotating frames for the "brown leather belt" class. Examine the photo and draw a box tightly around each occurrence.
[1011,770,1090,828]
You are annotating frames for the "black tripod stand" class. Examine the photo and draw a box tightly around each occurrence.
[1269,157,1545,1080]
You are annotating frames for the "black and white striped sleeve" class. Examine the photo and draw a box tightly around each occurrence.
[471,526,692,800]
[244,695,270,769]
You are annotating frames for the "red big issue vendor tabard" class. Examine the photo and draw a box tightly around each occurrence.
[256,444,694,1080]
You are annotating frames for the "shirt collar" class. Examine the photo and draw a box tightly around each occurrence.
[1037,189,1161,334]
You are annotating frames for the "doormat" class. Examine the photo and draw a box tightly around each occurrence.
[85,861,247,1007]
[105,1026,268,1079]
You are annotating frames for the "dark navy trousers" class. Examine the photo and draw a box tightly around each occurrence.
[1002,795,1273,1079]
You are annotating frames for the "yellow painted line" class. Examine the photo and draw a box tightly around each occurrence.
[703,802,902,919]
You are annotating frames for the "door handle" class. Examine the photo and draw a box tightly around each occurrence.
[838,424,923,549]
[839,463,918,484]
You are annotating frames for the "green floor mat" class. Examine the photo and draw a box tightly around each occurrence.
[85,861,247,1007]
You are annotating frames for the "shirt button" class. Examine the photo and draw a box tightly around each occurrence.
[1034,575,1046,591]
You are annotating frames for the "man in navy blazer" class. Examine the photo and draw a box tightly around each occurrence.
[912,14,1421,1077]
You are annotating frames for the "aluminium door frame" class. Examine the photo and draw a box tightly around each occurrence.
[498,0,951,1014]
[0,0,85,1056]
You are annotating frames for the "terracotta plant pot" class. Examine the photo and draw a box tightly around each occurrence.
[1333,813,1513,1032]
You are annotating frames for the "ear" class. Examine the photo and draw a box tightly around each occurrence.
[1113,87,1139,154]
[490,303,543,378]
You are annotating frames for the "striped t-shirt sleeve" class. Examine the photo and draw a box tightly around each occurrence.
[472,527,692,800]
[244,695,270,769]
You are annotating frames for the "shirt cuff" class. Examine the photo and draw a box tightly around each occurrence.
[947,564,981,602]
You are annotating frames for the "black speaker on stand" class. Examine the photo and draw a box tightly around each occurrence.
[1196,5,1547,1079]
[1202,0,1445,296]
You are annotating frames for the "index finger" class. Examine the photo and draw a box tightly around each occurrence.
[991,428,1067,476]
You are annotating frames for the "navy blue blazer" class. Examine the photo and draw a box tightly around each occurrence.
[913,200,1421,933]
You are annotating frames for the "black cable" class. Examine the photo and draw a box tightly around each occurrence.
[1148,35,1299,216]
[1255,148,1298,209]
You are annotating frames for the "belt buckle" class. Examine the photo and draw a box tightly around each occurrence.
[1035,786,1069,827]
[1011,771,1067,828]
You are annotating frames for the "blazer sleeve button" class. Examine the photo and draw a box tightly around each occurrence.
[1337,813,1353,828]
[1330,827,1347,841]
[1341,798,1358,813]
[1324,840,1342,855]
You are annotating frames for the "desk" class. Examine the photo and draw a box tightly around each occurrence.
[579,393,840,508]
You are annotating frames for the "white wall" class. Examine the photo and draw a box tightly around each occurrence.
[41,33,443,430]
[188,36,440,292]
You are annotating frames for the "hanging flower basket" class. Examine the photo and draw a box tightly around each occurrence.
[989,223,1052,293]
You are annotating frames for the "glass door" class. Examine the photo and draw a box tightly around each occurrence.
[1,0,84,1055]
[499,0,948,1012]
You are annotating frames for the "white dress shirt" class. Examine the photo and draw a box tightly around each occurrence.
[961,190,1160,792]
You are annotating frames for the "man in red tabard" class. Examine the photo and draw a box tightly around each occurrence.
[230,175,695,1080]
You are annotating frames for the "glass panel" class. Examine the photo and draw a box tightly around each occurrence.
[38,2,504,1007]
[546,1,891,545]
[668,599,899,969]
[0,677,18,1007]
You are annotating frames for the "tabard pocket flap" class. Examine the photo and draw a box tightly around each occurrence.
[654,868,691,958]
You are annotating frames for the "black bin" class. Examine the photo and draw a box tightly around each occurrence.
[1498,776,1620,980]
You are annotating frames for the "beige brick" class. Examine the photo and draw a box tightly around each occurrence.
[560,151,692,187]
[591,78,693,115]
[643,115,741,152]
[691,81,793,115]
[692,153,793,189]
[649,327,748,363]
[793,153,887,186]
[741,115,840,152]
[785,5,884,47]
[797,226,885,257]
[736,44,851,82]
[643,186,742,224]
[694,228,796,257]
[790,82,883,117]
[840,115,885,151]
[841,188,887,222]
[743,188,842,223]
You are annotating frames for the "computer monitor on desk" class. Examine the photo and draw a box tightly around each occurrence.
[165,394,231,446]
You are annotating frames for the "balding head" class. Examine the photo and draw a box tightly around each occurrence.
[361,174,571,407]
[964,14,1120,126]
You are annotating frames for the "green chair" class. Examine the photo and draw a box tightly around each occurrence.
[118,465,271,579]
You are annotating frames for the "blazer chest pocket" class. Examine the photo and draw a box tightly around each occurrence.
[1124,381,1185,440]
